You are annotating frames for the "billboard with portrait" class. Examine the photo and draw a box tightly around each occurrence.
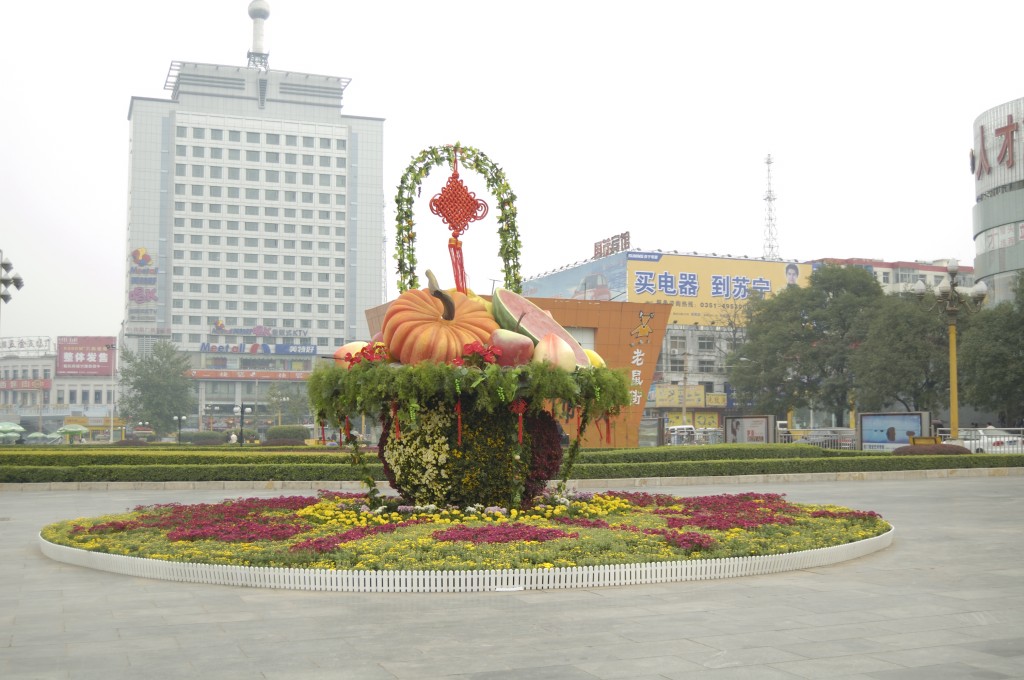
[724,415,776,444]
[857,412,930,451]
[626,253,809,326]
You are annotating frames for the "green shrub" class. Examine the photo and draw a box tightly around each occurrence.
[181,431,229,446]
[266,425,309,441]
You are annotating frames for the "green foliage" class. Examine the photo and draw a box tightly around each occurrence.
[849,294,949,413]
[181,431,229,445]
[308,360,628,431]
[118,340,196,436]
[266,425,309,441]
[959,275,1024,422]
[729,265,884,424]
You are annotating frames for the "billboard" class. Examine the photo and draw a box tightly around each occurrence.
[627,253,810,326]
[522,252,810,327]
[56,336,116,377]
[724,415,776,443]
[521,252,629,301]
[857,412,930,451]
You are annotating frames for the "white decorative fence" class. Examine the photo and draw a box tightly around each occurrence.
[38,527,893,593]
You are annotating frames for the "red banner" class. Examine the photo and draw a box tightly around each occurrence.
[56,336,117,377]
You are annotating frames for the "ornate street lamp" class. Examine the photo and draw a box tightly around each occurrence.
[173,415,187,444]
[913,259,987,441]
[0,251,26,337]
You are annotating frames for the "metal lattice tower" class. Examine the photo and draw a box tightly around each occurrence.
[763,154,779,260]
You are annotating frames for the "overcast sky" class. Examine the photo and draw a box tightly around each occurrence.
[1,0,1019,342]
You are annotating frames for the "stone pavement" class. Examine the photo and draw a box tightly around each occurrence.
[1,475,1022,679]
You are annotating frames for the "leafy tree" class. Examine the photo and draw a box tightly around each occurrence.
[849,294,949,413]
[728,265,883,425]
[959,273,1024,424]
[119,341,196,436]
[264,382,310,426]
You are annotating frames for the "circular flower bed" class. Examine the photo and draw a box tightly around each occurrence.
[41,491,890,572]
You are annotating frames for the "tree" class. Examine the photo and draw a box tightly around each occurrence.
[849,294,949,413]
[119,341,196,436]
[264,382,310,426]
[959,273,1024,424]
[728,265,884,425]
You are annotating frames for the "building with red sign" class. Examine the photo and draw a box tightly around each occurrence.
[971,98,1024,305]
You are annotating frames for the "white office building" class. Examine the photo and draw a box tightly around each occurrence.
[122,2,384,429]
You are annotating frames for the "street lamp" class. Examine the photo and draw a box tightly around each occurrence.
[913,259,987,441]
[0,250,26,338]
[173,415,187,444]
[106,343,117,442]
[233,404,251,446]
[277,396,290,426]
[205,404,220,431]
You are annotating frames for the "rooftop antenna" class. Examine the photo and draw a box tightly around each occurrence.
[763,154,779,260]
[247,0,270,70]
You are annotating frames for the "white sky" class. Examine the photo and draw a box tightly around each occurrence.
[1,0,1019,341]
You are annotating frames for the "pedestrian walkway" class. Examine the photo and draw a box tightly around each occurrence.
[1,475,1022,679]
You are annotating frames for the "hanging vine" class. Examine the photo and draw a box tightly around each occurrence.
[394,144,522,293]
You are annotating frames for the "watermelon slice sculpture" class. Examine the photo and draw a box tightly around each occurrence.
[492,288,589,367]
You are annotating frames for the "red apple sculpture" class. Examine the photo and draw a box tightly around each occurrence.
[490,328,535,367]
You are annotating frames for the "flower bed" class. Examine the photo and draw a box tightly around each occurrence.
[41,491,890,575]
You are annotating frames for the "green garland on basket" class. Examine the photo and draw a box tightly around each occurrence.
[394,144,522,293]
[308,356,629,504]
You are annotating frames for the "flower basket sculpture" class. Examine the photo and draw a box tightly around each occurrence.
[310,144,628,508]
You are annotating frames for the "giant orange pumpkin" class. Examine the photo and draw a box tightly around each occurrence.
[382,272,498,365]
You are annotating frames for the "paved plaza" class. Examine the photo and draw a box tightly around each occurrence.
[1,474,1022,679]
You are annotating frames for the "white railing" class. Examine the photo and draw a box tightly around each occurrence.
[936,427,1024,454]
[38,527,893,593]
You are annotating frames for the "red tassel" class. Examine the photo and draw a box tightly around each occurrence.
[605,414,612,443]
[511,398,527,444]
[344,416,351,442]
[449,237,467,294]
[392,402,401,441]
[455,400,462,445]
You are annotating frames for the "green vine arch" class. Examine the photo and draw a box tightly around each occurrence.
[394,144,522,293]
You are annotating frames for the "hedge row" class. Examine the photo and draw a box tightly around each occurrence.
[575,445,891,463]
[0,464,382,484]
[2,453,1021,484]
[0,451,356,467]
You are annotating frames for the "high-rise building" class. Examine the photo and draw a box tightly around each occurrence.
[122,2,384,432]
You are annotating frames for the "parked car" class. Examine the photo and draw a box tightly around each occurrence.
[957,428,1023,453]
[792,428,856,450]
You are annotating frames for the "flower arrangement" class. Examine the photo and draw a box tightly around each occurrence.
[41,491,890,572]
[308,342,629,509]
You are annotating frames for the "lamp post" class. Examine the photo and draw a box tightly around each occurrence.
[106,343,117,442]
[913,259,987,441]
[277,396,290,426]
[233,404,251,446]
[173,415,187,444]
[205,404,220,431]
[0,250,26,338]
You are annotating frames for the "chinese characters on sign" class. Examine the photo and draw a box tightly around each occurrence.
[593,231,630,259]
[0,337,52,355]
[633,270,772,300]
[56,336,117,377]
